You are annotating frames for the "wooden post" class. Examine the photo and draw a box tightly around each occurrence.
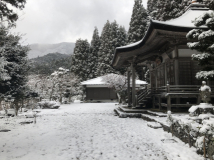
[167,96,171,111]
[188,133,191,148]
[174,46,179,85]
[153,96,155,108]
[167,82,171,111]
[131,62,136,108]
[127,68,131,107]
[203,136,206,158]
[174,46,180,104]
[158,96,162,110]
[197,94,201,105]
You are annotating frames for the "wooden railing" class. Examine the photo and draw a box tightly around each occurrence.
[136,84,214,110]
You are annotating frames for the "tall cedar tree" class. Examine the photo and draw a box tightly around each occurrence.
[70,39,90,81]
[97,21,127,76]
[116,26,127,75]
[97,20,116,76]
[0,27,29,115]
[0,0,26,26]
[186,9,214,80]
[88,27,100,78]
[127,0,149,44]
[147,0,191,21]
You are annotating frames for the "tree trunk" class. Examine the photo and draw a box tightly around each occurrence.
[14,100,19,116]
[117,93,121,104]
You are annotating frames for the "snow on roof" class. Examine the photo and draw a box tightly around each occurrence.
[152,5,210,28]
[116,5,210,51]
[117,39,143,49]
[81,77,106,85]
[81,74,147,85]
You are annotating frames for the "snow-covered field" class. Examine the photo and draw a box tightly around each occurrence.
[0,102,204,160]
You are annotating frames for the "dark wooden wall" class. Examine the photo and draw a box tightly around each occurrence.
[86,87,117,100]
[179,58,201,85]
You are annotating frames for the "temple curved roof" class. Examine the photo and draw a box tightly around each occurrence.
[112,3,210,68]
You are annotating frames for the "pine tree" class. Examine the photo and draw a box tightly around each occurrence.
[0,26,29,115]
[70,39,90,81]
[186,11,214,80]
[127,0,149,44]
[88,27,100,78]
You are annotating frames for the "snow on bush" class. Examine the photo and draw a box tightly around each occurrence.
[168,103,214,157]
[189,105,199,114]
[196,71,214,79]
[38,101,60,109]
[191,53,211,61]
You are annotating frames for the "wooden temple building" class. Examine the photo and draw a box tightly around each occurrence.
[81,74,147,102]
[112,3,213,111]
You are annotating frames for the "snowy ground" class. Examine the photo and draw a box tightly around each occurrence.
[0,102,204,160]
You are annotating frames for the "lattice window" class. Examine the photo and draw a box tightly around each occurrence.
[156,63,165,87]
[179,61,191,85]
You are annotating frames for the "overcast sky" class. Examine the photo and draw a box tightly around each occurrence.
[12,0,148,44]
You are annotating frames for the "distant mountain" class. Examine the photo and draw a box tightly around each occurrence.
[31,52,70,64]
[29,53,72,75]
[28,42,75,59]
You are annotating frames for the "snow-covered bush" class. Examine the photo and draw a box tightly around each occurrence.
[38,101,60,109]
[168,103,214,158]
[187,10,214,80]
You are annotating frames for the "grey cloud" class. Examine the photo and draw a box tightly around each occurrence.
[13,0,147,44]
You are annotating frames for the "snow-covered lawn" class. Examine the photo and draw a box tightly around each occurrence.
[0,103,204,160]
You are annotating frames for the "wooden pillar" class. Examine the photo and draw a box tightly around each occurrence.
[131,62,136,108]
[174,46,179,85]
[165,61,167,86]
[174,46,180,104]
[127,68,131,107]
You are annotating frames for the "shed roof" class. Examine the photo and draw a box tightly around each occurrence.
[112,3,210,68]
[81,74,147,85]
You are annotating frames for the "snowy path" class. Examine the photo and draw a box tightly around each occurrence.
[1,103,203,160]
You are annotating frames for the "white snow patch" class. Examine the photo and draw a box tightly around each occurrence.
[0,103,204,160]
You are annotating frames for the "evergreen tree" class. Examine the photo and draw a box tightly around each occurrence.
[147,0,158,20]
[117,26,127,47]
[0,0,26,26]
[96,20,117,76]
[0,26,29,115]
[186,10,214,80]
[147,0,190,21]
[70,39,90,81]
[88,27,100,78]
[127,0,149,44]
[97,20,128,76]
[116,26,127,75]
